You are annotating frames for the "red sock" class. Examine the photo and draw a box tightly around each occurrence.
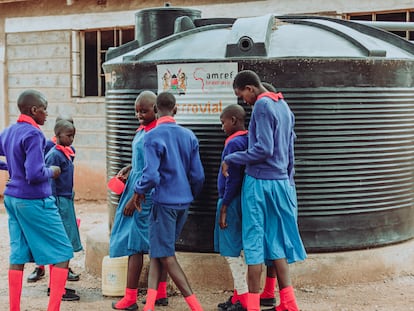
[184,294,203,311]
[156,281,167,299]
[113,288,137,309]
[260,276,276,299]
[231,289,239,304]
[247,293,260,311]
[143,288,157,311]
[47,267,67,311]
[48,265,53,289]
[9,270,23,311]
[276,286,299,311]
[238,292,248,308]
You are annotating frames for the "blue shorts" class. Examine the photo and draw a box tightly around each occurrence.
[241,175,307,265]
[4,195,73,265]
[149,204,188,258]
[214,197,243,257]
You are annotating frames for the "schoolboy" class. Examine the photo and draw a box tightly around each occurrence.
[127,91,205,311]
[214,104,249,311]
[0,89,74,311]
[44,119,82,301]
[222,71,307,311]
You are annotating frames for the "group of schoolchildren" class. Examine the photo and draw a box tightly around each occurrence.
[0,69,307,311]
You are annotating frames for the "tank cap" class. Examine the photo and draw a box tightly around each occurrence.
[226,14,273,57]
[238,36,254,52]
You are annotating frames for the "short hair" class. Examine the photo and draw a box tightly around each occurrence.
[17,90,47,114]
[54,119,75,136]
[233,70,261,90]
[262,82,277,92]
[221,104,246,122]
[156,92,176,112]
[135,90,157,106]
[56,114,74,125]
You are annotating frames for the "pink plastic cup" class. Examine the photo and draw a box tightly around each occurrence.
[107,176,125,195]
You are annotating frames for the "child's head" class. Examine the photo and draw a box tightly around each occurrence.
[54,119,76,147]
[262,82,276,92]
[17,90,48,125]
[135,91,157,125]
[233,70,265,106]
[220,104,246,136]
[156,92,177,117]
[56,114,74,126]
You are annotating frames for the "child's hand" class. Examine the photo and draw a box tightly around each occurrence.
[124,192,146,215]
[117,165,132,182]
[221,161,229,178]
[50,166,61,179]
[219,204,228,229]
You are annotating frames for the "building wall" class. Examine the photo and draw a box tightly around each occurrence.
[1,0,414,200]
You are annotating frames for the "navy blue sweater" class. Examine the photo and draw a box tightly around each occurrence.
[217,133,248,206]
[0,122,54,199]
[135,119,205,209]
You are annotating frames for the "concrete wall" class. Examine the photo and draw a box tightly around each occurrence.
[0,0,413,199]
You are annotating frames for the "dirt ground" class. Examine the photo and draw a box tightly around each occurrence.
[1,200,414,311]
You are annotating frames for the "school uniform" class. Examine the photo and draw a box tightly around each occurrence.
[109,120,157,257]
[0,115,73,265]
[214,131,248,257]
[134,116,205,258]
[224,92,307,266]
[45,145,82,252]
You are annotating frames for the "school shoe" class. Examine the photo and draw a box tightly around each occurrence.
[217,296,233,310]
[260,297,276,306]
[111,301,138,310]
[141,298,169,306]
[47,287,80,301]
[67,267,80,281]
[227,301,247,311]
[27,267,45,282]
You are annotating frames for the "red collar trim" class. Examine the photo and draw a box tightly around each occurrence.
[137,119,157,132]
[156,116,176,125]
[257,92,284,102]
[225,130,248,146]
[17,114,40,129]
[55,144,75,160]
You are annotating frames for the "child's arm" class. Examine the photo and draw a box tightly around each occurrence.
[25,132,55,183]
[0,135,8,170]
[188,139,204,198]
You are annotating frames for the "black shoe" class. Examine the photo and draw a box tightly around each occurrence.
[67,268,80,282]
[260,297,276,306]
[112,301,138,310]
[141,297,169,306]
[227,301,247,311]
[218,295,233,310]
[27,267,45,283]
[62,290,80,301]
[47,287,77,295]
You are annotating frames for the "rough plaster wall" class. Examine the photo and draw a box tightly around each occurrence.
[4,30,107,200]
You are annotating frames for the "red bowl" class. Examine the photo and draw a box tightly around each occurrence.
[107,176,125,195]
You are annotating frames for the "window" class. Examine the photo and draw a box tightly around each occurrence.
[81,27,135,97]
[347,10,414,40]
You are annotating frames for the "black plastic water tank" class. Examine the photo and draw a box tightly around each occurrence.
[103,11,414,252]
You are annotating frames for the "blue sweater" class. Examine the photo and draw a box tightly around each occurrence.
[224,96,296,182]
[134,121,205,209]
[0,122,54,199]
[45,146,74,199]
[217,134,248,206]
